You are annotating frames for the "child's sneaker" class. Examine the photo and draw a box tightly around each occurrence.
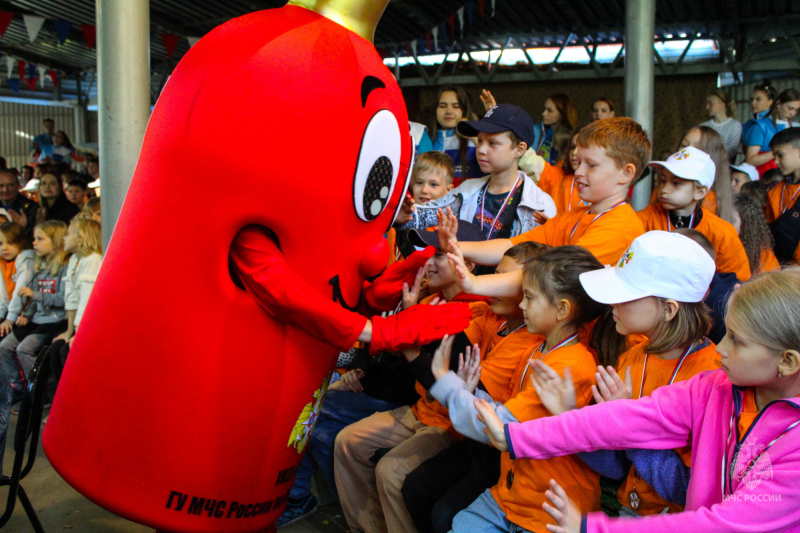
[276,494,318,529]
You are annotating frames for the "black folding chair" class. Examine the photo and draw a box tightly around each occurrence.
[0,346,50,532]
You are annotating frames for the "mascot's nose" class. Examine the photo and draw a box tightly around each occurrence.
[360,237,389,279]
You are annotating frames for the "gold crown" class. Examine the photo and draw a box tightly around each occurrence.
[288,0,390,43]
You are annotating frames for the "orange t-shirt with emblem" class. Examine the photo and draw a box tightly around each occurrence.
[510,203,644,266]
[489,340,601,532]
[411,299,490,437]
[766,181,800,263]
[614,339,720,515]
[636,204,751,281]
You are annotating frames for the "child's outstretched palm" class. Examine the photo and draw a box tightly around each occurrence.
[530,359,578,416]
[543,479,581,533]
[474,398,508,451]
[436,207,459,254]
[457,346,481,393]
[591,365,633,404]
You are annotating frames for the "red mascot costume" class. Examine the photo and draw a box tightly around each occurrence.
[42,2,471,531]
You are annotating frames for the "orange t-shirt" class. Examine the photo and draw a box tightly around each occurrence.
[758,248,781,274]
[464,313,540,403]
[536,162,564,197]
[766,181,800,264]
[0,259,15,300]
[636,204,751,281]
[490,340,601,531]
[510,203,645,266]
[411,299,490,437]
[737,388,759,440]
[615,340,720,515]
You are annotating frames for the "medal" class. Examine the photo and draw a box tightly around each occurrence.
[506,468,514,489]
[628,488,641,510]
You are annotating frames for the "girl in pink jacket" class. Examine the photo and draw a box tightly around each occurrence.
[476,268,800,533]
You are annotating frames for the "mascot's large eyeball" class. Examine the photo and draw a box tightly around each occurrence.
[353,109,402,222]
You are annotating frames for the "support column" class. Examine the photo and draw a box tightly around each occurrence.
[624,0,655,210]
[97,0,150,250]
[73,70,88,146]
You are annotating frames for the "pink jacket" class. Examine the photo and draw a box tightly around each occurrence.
[505,369,800,532]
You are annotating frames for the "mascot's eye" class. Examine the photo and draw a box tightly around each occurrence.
[353,110,401,222]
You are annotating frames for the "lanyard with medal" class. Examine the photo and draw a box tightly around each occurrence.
[628,343,694,510]
[478,175,521,239]
[666,210,695,231]
[569,200,626,240]
[507,333,578,490]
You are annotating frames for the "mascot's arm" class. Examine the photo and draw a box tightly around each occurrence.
[230,225,367,352]
[360,246,435,314]
[230,225,473,355]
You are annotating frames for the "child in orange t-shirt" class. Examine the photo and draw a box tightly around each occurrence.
[334,222,489,533]
[536,127,587,217]
[401,242,549,533]
[428,245,608,532]
[525,231,720,518]
[447,117,649,269]
[733,193,781,274]
[637,146,752,280]
[766,127,800,264]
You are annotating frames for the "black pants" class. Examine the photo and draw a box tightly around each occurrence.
[402,438,501,533]
[50,338,71,386]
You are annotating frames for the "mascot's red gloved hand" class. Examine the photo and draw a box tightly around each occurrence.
[369,302,472,355]
[362,246,435,313]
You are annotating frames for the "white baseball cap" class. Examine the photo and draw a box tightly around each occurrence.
[22,178,39,192]
[579,231,715,304]
[648,146,716,190]
[731,162,759,183]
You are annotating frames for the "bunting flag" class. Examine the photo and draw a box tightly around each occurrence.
[447,14,455,38]
[162,33,180,58]
[478,0,485,19]
[25,76,37,91]
[23,15,45,42]
[7,78,19,94]
[0,11,13,38]
[187,36,200,47]
[27,63,36,80]
[38,65,46,87]
[48,69,58,86]
[81,23,96,49]
[440,21,448,50]
[457,8,465,34]
[52,20,72,44]
[425,32,431,53]
[5,56,13,78]
[17,59,24,80]
[410,39,417,56]
[491,0,496,17]
[431,26,438,52]
[467,2,474,29]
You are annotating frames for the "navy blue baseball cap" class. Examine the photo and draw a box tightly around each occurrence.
[457,104,535,149]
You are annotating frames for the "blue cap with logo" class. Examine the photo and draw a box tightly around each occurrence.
[457,104,535,149]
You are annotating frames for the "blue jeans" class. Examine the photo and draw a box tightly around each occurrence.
[450,490,531,533]
[288,389,402,500]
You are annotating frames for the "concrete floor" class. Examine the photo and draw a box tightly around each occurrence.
[0,410,348,532]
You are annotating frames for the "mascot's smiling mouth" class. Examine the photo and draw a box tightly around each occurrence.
[329,271,383,312]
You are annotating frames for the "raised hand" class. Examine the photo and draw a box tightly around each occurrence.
[431,334,454,381]
[474,398,508,451]
[456,344,482,393]
[543,479,581,533]
[480,89,497,112]
[446,241,477,294]
[436,207,459,254]
[401,266,426,310]
[591,365,633,404]
[530,359,578,416]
